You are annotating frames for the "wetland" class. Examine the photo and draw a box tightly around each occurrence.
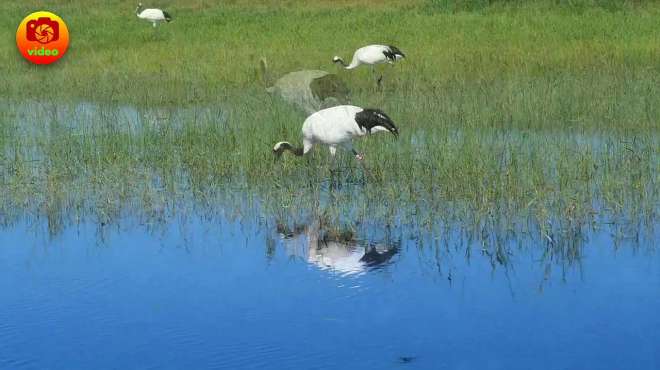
[1,1,658,369]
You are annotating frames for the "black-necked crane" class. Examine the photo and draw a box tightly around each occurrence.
[273,105,398,161]
[135,3,172,27]
[333,45,406,87]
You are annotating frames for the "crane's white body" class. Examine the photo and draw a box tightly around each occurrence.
[302,105,367,153]
[136,4,171,27]
[334,44,405,70]
[274,105,391,157]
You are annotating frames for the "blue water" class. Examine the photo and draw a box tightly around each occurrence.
[1,214,658,370]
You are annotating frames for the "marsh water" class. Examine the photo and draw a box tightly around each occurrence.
[1,101,658,369]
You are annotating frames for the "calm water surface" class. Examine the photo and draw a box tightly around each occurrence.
[1,212,658,370]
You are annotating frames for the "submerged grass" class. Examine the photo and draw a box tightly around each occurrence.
[0,1,658,242]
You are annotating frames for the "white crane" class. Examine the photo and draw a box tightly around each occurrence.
[273,105,398,161]
[333,44,406,86]
[135,3,172,27]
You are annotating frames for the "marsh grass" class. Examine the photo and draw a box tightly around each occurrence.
[0,1,658,246]
[1,81,656,230]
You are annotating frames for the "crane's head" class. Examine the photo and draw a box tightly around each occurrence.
[355,108,399,138]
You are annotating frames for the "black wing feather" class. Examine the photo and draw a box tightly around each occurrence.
[387,45,405,58]
[355,108,398,134]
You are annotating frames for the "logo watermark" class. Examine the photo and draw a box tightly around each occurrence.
[16,11,69,64]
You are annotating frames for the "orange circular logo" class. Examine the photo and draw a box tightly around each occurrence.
[16,11,69,65]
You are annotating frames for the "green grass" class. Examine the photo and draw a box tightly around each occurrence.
[2,0,659,102]
[0,1,658,239]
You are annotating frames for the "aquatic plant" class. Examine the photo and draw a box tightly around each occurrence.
[0,1,657,246]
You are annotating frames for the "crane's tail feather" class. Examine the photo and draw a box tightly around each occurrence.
[273,142,303,157]
[163,11,172,21]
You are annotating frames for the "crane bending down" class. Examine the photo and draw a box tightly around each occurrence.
[273,105,398,161]
[135,3,172,27]
[333,45,406,86]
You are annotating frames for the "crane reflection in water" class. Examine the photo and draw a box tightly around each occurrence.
[274,218,399,276]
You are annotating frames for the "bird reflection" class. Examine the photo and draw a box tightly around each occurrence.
[276,218,399,275]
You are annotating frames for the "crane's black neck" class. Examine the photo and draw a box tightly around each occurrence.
[333,57,348,68]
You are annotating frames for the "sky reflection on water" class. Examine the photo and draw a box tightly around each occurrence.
[1,212,658,370]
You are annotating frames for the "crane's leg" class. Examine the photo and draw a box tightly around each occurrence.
[328,145,340,178]
[303,139,314,155]
[371,66,383,90]
[342,142,363,161]
[343,143,371,181]
[152,22,157,27]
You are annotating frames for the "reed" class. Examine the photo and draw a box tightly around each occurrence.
[0,1,657,240]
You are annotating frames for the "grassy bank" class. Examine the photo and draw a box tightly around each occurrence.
[1,1,659,102]
[0,1,658,236]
